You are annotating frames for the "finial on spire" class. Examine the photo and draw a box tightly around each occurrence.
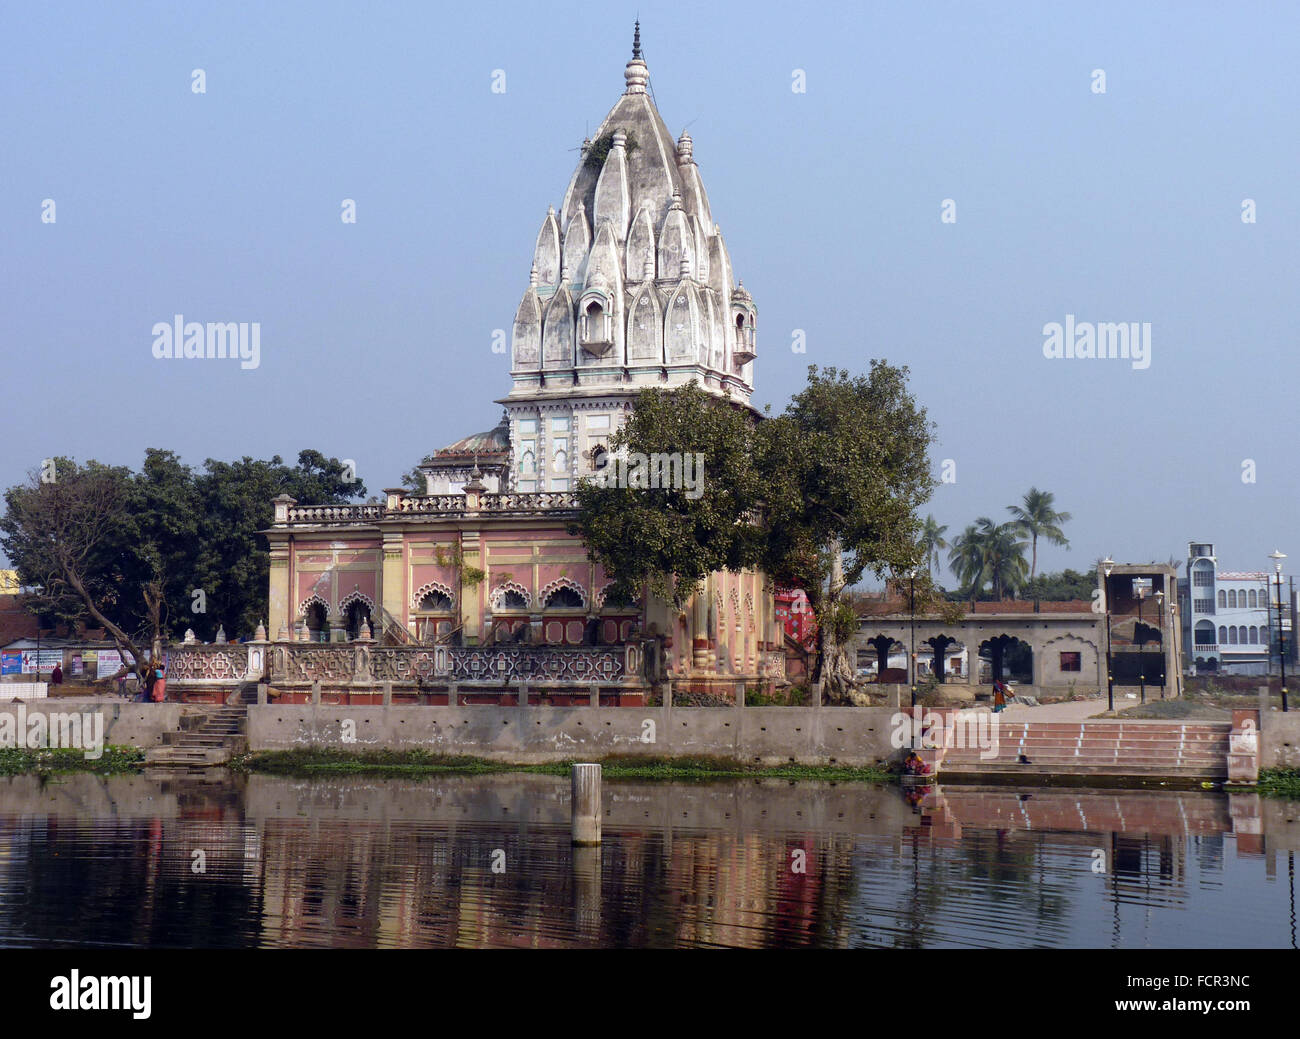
[624,20,648,94]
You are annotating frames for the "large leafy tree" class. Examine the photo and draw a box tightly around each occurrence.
[573,364,934,700]
[193,450,364,637]
[1,450,365,672]
[1007,487,1071,580]
[756,364,933,695]
[1,458,173,688]
[573,382,763,609]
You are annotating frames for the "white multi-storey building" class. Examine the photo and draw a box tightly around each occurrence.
[1180,542,1273,675]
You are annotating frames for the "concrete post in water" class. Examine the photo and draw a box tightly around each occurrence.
[571,763,601,845]
[572,844,602,937]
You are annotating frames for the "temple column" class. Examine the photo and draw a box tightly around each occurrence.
[692,579,709,671]
[460,529,484,645]
[268,543,291,639]
[381,532,405,638]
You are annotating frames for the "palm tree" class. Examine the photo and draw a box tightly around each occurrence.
[1007,488,1071,580]
[919,515,948,580]
[978,517,1030,600]
[949,519,1030,600]
[948,523,988,598]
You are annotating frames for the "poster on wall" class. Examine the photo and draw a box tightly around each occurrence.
[95,649,126,678]
[21,649,64,674]
[1,651,21,676]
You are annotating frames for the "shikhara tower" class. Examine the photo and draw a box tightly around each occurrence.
[265,26,781,696]
[493,22,757,495]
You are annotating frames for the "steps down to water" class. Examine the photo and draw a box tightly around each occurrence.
[144,683,256,768]
[935,720,1231,782]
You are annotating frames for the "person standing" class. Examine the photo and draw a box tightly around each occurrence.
[50,662,63,686]
[992,679,1008,714]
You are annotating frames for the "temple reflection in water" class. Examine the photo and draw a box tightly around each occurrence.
[0,774,1294,949]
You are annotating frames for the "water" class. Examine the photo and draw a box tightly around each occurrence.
[0,772,1295,948]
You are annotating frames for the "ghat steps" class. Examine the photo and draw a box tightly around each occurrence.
[933,719,1231,782]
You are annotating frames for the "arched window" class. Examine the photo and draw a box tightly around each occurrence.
[582,299,610,346]
[520,449,536,475]
[1218,590,1227,608]
[1249,626,1258,644]
[1228,589,1237,608]
[418,590,453,612]
[1248,589,1257,608]
[344,600,371,640]
[1229,627,1238,644]
[1219,625,1228,643]
[544,586,585,609]
[500,590,528,609]
[305,602,328,642]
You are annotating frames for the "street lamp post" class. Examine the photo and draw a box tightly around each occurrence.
[1271,550,1288,713]
[908,568,917,708]
[1154,589,1165,700]
[1137,584,1146,706]
[1102,557,1115,712]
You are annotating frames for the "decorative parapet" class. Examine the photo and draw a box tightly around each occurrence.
[397,495,472,514]
[270,491,581,527]
[480,491,580,514]
[167,644,252,682]
[282,502,387,525]
[256,641,643,687]
[446,644,635,683]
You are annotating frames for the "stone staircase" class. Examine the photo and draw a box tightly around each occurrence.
[935,719,1231,783]
[144,682,256,768]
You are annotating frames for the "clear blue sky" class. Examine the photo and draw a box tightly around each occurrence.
[3,1,1297,579]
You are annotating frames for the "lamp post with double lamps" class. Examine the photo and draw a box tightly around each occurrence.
[1154,589,1166,700]
[1271,550,1288,712]
[1102,558,1115,712]
[1136,581,1147,706]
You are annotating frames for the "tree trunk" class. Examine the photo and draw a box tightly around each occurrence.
[819,542,855,704]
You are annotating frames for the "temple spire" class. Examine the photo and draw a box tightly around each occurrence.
[632,20,641,60]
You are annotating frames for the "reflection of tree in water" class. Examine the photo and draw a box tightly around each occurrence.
[12,815,261,947]
[799,833,858,949]
[957,829,1074,938]
[895,834,946,949]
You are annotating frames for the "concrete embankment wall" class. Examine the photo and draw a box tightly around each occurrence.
[247,704,901,767]
[1262,711,1300,770]
[0,699,186,751]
